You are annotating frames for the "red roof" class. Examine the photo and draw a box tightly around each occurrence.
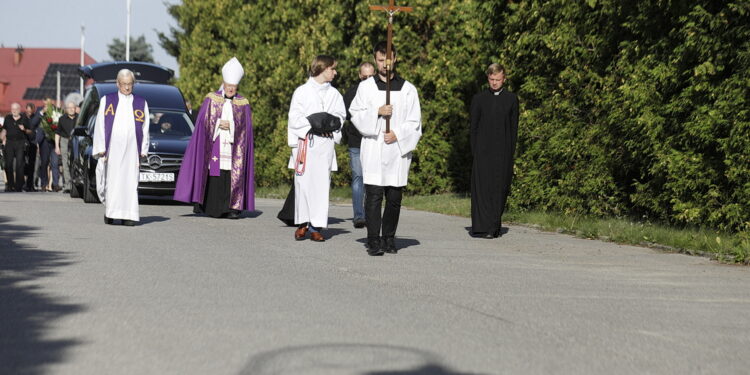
[0,47,96,114]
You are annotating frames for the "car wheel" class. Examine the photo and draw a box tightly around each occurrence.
[69,182,82,198]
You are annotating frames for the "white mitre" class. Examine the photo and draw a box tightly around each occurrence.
[222,57,244,84]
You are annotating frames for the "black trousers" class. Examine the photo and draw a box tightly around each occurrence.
[365,184,403,239]
[24,143,37,189]
[203,170,233,218]
[4,140,26,191]
[276,183,296,226]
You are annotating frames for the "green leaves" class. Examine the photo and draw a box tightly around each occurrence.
[502,0,750,232]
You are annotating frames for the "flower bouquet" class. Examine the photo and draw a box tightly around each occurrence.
[40,103,62,140]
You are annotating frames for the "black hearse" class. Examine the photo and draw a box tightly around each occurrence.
[70,62,194,202]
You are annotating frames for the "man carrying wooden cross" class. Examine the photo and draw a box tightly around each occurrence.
[350,41,422,256]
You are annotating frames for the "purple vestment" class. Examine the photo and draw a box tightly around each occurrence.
[173,91,255,211]
[103,92,146,156]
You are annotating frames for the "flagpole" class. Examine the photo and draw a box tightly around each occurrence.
[80,24,85,95]
[56,71,61,108]
[125,0,131,61]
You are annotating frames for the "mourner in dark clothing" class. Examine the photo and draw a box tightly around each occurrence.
[23,103,41,191]
[469,63,519,238]
[38,123,57,191]
[2,103,30,192]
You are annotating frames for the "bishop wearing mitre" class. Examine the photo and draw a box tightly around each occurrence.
[174,57,255,219]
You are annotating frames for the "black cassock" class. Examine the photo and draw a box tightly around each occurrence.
[277,184,296,226]
[470,88,519,237]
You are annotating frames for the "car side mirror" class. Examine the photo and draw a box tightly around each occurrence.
[73,127,88,136]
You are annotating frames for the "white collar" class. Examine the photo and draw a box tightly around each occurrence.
[307,77,330,91]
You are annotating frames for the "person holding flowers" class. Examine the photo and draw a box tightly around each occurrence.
[38,100,63,191]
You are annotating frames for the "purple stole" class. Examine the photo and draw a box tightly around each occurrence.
[209,135,222,177]
[103,92,146,156]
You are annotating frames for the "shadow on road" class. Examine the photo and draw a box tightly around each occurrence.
[367,365,484,375]
[0,216,85,374]
[243,210,263,218]
[324,227,351,239]
[239,343,485,375]
[139,196,189,206]
[139,216,171,225]
[180,210,264,219]
[355,237,421,250]
[328,216,346,225]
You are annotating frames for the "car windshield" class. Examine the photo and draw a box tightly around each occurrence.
[149,111,194,136]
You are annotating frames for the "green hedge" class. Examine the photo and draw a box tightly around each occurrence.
[500,1,750,232]
[165,0,749,232]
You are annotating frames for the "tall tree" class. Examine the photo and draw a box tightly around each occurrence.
[107,35,155,63]
[156,4,183,60]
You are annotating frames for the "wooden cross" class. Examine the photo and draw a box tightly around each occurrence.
[370,0,413,133]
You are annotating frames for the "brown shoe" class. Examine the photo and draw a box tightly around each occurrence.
[310,232,325,242]
[294,226,308,241]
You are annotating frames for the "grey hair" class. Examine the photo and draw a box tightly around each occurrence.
[116,69,136,83]
[65,101,77,108]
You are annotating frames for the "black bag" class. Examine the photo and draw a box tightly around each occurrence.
[306,112,341,135]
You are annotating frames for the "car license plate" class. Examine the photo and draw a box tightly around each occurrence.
[140,172,174,182]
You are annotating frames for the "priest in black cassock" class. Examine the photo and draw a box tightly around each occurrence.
[470,63,519,238]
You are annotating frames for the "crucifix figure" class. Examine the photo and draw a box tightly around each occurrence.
[370,0,413,133]
[222,137,232,148]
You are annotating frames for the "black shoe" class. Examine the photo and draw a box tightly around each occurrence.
[383,237,397,254]
[62,189,70,194]
[104,216,114,225]
[367,237,384,256]
[470,231,493,239]
[122,220,136,226]
[226,210,240,219]
[192,203,204,214]
[23,186,37,192]
[353,218,366,228]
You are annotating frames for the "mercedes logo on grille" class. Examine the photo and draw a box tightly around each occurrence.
[148,155,163,169]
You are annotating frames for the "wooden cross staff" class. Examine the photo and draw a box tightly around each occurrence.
[370,0,413,133]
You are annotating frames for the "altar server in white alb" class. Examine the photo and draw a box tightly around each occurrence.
[350,42,422,256]
[288,55,346,242]
[93,69,150,226]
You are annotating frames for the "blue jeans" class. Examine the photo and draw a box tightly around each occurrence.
[349,147,365,220]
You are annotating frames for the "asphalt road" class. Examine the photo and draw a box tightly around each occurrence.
[1,186,749,375]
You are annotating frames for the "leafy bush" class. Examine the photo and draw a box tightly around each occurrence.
[164,0,749,232]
